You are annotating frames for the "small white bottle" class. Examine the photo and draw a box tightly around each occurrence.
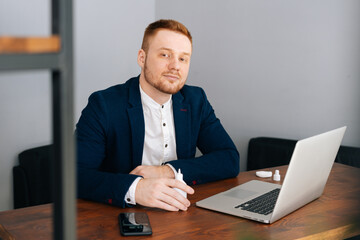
[174,169,187,198]
[273,170,281,181]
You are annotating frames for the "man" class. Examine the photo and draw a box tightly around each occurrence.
[76,19,239,212]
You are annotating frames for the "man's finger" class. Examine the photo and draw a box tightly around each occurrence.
[135,178,191,211]
[166,178,195,195]
[158,191,188,211]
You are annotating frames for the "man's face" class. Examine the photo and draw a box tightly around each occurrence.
[138,29,192,95]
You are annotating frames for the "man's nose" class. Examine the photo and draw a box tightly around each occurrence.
[168,57,180,70]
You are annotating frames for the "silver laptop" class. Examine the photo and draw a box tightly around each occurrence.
[196,126,346,224]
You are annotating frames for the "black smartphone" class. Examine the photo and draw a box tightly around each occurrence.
[118,212,152,236]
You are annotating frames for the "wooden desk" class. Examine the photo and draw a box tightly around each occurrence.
[0,163,359,239]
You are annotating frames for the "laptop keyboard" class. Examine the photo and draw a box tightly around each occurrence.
[235,188,280,215]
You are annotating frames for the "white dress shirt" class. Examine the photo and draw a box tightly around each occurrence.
[125,85,178,204]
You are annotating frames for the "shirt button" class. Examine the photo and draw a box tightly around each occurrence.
[162,105,164,108]
[165,144,168,148]
[163,123,166,126]
[126,198,131,202]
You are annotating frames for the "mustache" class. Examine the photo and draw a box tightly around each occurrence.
[162,72,181,78]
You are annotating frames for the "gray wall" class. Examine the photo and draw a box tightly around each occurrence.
[156,0,360,171]
[0,0,51,212]
[1,0,359,211]
[0,0,154,211]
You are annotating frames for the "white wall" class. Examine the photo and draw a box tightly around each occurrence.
[156,0,360,171]
[74,0,155,121]
[0,0,155,211]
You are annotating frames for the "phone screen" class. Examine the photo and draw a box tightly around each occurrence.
[118,212,152,236]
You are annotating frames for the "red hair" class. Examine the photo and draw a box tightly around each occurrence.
[141,19,192,53]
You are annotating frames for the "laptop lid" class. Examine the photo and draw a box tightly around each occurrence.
[270,126,346,223]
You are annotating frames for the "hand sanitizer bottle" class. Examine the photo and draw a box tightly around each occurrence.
[174,169,187,198]
[273,169,281,181]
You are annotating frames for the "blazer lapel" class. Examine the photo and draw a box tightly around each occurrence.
[173,92,191,159]
[127,77,145,169]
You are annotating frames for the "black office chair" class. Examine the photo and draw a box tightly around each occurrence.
[247,137,360,171]
[335,145,360,169]
[247,137,297,171]
[13,145,53,209]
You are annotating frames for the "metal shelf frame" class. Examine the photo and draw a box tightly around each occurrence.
[0,53,60,70]
[0,0,76,239]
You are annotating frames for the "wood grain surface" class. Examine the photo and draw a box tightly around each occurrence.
[0,163,359,240]
[0,36,60,54]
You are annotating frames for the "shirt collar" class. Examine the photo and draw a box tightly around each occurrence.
[139,84,172,109]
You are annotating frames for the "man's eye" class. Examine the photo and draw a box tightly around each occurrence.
[161,53,169,57]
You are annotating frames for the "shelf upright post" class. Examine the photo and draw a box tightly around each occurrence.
[51,0,76,239]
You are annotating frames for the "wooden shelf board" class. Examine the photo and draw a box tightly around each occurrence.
[0,35,60,54]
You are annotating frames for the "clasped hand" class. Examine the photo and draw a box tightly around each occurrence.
[130,165,194,211]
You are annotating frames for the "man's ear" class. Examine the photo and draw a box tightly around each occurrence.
[137,49,146,68]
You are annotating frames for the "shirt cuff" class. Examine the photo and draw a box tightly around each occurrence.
[166,163,177,179]
[125,177,142,205]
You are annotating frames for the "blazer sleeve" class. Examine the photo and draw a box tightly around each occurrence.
[168,88,240,185]
[76,92,139,207]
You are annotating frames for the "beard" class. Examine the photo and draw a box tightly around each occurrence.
[143,59,186,95]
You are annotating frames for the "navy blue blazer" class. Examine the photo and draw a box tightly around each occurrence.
[76,76,239,207]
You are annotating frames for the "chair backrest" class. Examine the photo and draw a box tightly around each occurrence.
[13,145,53,209]
[335,145,360,168]
[247,137,360,171]
[247,137,297,171]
